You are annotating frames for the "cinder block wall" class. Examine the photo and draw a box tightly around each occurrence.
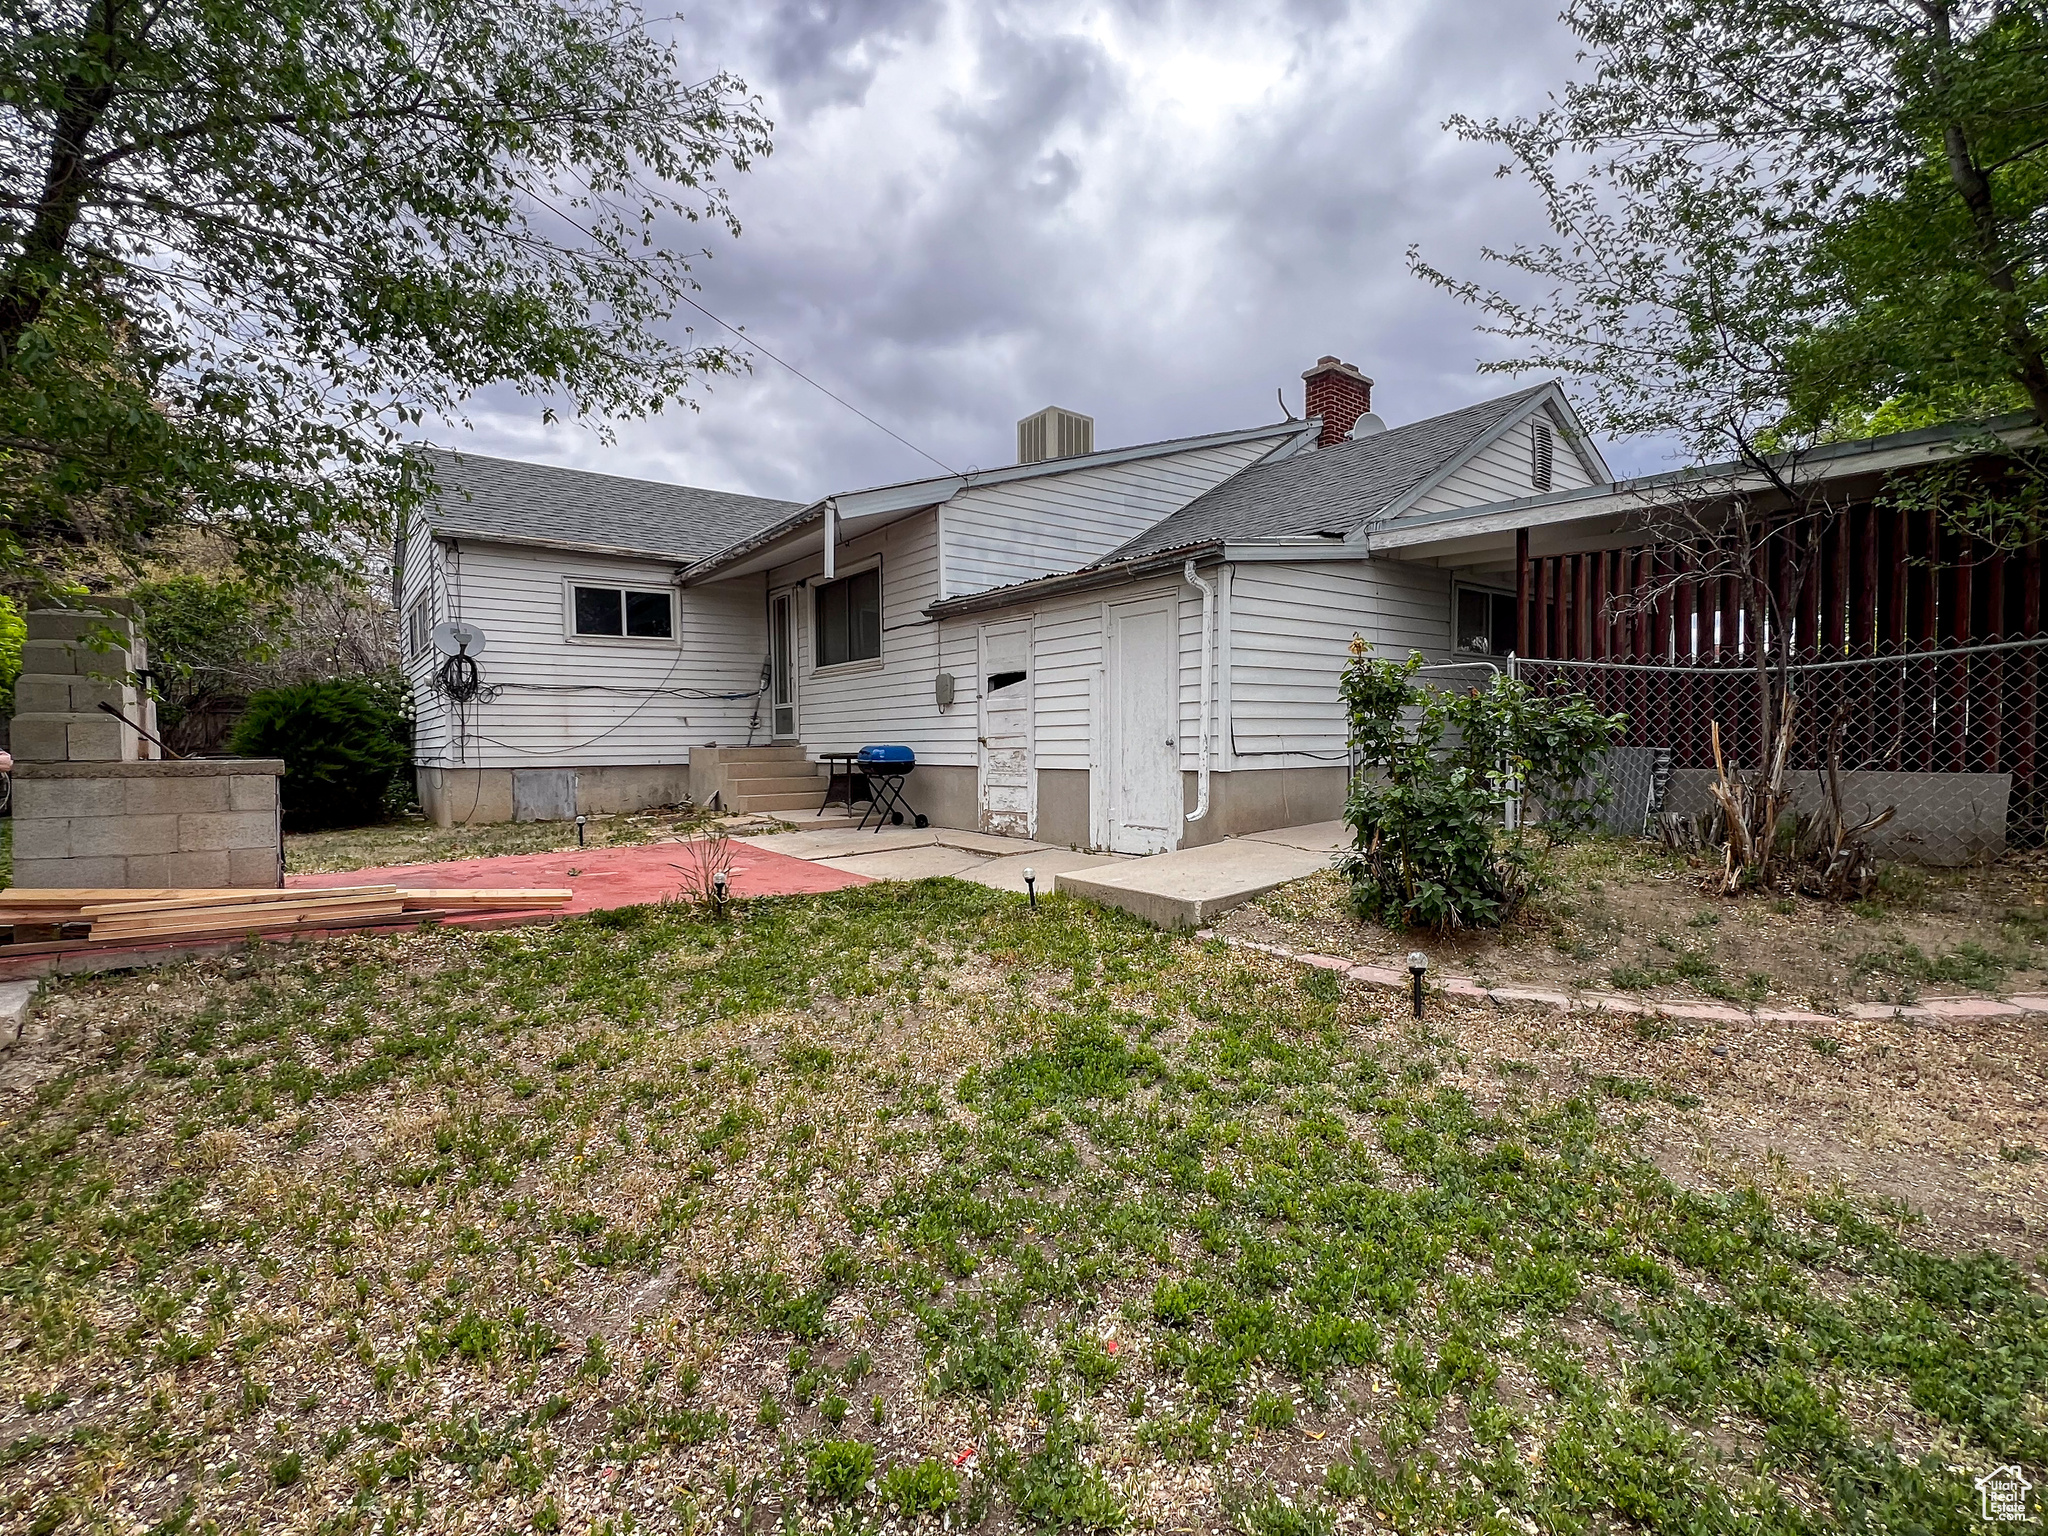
[12,761,286,888]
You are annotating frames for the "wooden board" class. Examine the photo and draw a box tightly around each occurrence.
[2,883,577,950]
[0,908,476,959]
[90,897,410,941]
[77,886,398,917]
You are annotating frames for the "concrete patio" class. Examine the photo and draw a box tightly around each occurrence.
[1052,822,1346,928]
[730,820,1346,924]
[727,825,1124,893]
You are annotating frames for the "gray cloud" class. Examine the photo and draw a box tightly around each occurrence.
[452,0,1621,501]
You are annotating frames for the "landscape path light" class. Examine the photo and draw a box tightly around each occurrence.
[1408,951,1429,1019]
[712,868,729,917]
[575,815,587,847]
[1023,867,1037,907]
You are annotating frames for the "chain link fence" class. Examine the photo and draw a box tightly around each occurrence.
[1515,637,2048,863]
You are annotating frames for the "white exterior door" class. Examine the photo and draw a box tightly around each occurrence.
[768,590,797,739]
[977,620,1035,837]
[1106,598,1180,854]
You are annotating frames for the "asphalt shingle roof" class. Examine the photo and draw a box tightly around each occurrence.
[415,447,804,564]
[1094,385,1552,564]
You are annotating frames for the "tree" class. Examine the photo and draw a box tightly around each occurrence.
[0,0,770,598]
[130,563,399,752]
[1410,0,2047,890]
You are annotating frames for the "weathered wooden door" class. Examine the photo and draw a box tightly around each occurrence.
[1106,598,1179,854]
[977,619,1034,837]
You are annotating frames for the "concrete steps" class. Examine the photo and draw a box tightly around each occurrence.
[704,742,830,814]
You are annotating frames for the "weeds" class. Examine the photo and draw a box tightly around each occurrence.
[0,879,2037,1536]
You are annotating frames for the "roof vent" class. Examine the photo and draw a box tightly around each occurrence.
[1349,412,1387,439]
[1017,406,1094,465]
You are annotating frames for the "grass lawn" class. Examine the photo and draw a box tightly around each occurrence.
[285,807,722,875]
[1222,839,2048,1009]
[1,881,2043,1535]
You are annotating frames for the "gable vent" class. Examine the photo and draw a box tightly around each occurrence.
[1017,406,1094,465]
[1531,418,1554,492]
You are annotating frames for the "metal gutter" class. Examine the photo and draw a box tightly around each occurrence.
[430,528,704,564]
[1361,412,2045,556]
[925,544,1227,618]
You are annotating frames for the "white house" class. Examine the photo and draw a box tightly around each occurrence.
[397,357,1609,849]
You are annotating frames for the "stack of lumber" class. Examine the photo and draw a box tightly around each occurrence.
[0,885,573,950]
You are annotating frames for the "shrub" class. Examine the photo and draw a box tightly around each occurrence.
[228,675,409,829]
[1339,643,1623,932]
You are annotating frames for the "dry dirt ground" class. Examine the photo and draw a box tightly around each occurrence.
[1217,840,2048,1012]
[283,806,723,875]
[0,880,2042,1536]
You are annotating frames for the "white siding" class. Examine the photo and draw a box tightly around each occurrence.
[1406,404,1597,517]
[397,524,453,763]
[768,510,985,768]
[411,539,767,769]
[940,438,1280,598]
[1225,560,1453,761]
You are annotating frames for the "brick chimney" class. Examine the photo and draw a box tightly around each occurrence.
[1302,356,1373,446]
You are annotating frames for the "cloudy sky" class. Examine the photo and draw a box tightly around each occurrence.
[452,0,1619,503]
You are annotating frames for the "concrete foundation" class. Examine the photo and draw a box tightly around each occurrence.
[418,763,696,827]
[416,755,1345,850]
[1036,768,1091,847]
[1181,765,1349,849]
[1663,768,2011,867]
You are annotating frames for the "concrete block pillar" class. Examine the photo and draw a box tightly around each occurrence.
[10,600,157,763]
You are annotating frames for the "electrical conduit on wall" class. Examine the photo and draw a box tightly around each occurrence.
[1185,559,1214,822]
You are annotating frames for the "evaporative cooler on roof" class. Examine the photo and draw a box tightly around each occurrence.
[1017,406,1095,464]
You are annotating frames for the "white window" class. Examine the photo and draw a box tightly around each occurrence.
[570,583,675,639]
[813,565,881,668]
[407,596,434,657]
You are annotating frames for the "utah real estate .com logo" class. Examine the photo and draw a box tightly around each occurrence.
[1974,1465,2034,1523]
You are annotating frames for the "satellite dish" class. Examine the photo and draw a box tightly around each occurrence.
[431,620,487,656]
[1350,412,1388,439]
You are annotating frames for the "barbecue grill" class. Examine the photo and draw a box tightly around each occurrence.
[856,744,927,831]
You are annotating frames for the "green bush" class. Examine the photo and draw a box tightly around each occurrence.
[1339,643,1623,932]
[227,676,410,830]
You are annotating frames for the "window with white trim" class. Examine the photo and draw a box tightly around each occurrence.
[571,584,674,639]
[813,565,881,667]
[1456,586,1518,656]
[406,597,434,657]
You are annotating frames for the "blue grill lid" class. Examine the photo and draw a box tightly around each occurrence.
[858,744,915,766]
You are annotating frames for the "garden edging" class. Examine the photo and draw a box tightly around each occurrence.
[1193,930,2048,1027]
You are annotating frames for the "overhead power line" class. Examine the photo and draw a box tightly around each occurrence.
[675,293,961,478]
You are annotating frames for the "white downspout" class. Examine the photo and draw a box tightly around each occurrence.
[823,497,838,580]
[1185,559,1214,822]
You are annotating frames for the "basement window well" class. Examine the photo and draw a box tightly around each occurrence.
[572,584,674,639]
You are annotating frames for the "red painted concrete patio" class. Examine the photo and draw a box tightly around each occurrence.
[288,837,870,918]
[0,839,869,979]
